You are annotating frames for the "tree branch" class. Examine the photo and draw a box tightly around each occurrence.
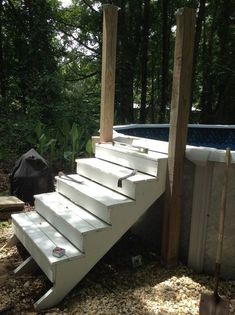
[59,28,100,55]
[53,16,80,30]
[81,0,99,13]
[65,71,99,81]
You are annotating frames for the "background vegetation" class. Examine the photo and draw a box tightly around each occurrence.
[0,0,234,170]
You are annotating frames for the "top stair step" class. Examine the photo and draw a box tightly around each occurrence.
[95,143,167,176]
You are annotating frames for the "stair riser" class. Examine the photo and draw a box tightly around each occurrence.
[95,144,159,176]
[56,180,112,224]
[76,161,136,199]
[35,199,85,252]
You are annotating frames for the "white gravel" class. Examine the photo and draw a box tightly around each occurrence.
[0,223,234,314]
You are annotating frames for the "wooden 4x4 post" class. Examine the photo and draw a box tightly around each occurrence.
[161,7,196,267]
[100,4,119,143]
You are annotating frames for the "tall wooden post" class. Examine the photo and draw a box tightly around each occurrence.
[161,8,196,267]
[100,4,119,143]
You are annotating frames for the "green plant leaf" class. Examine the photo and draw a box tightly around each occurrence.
[64,151,72,160]
[85,139,93,156]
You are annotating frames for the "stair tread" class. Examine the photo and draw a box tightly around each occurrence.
[97,143,167,161]
[35,192,110,232]
[12,212,83,265]
[57,174,134,207]
[76,158,156,182]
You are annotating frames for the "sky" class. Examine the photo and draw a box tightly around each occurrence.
[61,0,72,7]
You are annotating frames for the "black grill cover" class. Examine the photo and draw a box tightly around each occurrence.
[10,149,54,204]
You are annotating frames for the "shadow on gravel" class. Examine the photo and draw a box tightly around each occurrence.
[63,231,235,315]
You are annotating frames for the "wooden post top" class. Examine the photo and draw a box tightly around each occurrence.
[99,3,119,143]
[102,4,120,11]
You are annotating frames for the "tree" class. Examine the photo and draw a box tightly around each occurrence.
[115,0,142,124]
[159,0,170,122]
[139,0,150,123]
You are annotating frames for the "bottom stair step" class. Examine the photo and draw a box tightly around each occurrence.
[12,211,87,310]
[12,212,83,282]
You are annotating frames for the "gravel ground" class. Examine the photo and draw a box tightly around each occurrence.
[0,222,234,315]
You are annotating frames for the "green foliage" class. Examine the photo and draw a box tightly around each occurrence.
[64,126,83,170]
[0,0,234,171]
[30,121,92,171]
[85,139,93,157]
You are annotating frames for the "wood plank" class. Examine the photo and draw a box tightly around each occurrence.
[12,212,82,265]
[95,143,162,176]
[35,192,110,251]
[57,174,133,207]
[161,7,196,267]
[36,192,108,232]
[100,4,119,142]
[56,175,134,223]
[0,196,24,208]
[76,158,156,199]
[0,196,24,219]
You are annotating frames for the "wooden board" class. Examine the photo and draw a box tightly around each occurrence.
[161,8,196,267]
[12,212,83,281]
[0,196,24,220]
[35,192,110,252]
[95,143,165,176]
[76,157,156,199]
[100,5,119,142]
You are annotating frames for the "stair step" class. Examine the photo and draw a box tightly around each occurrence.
[35,192,110,252]
[76,158,156,199]
[56,174,134,224]
[12,212,83,282]
[95,143,166,176]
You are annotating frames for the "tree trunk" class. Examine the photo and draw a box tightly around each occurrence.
[200,2,218,123]
[139,0,150,123]
[0,0,6,100]
[116,0,142,124]
[150,63,155,123]
[214,0,235,123]
[190,0,205,119]
[116,1,134,123]
[159,0,169,122]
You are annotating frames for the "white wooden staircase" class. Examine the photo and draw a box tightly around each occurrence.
[11,140,167,310]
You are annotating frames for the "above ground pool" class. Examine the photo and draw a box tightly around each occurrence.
[114,124,235,151]
[112,124,235,280]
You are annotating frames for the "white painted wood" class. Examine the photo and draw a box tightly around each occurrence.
[188,163,213,271]
[95,143,166,176]
[12,212,83,281]
[76,158,156,199]
[12,146,168,311]
[35,192,110,252]
[114,131,235,165]
[14,256,38,275]
[33,185,166,310]
[56,174,134,224]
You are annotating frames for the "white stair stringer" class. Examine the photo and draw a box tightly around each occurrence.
[11,143,167,311]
